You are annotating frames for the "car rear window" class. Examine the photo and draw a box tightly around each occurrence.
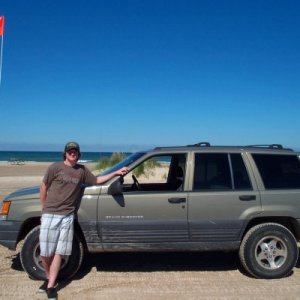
[252,154,300,189]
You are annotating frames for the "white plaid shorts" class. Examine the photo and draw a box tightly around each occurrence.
[39,213,74,257]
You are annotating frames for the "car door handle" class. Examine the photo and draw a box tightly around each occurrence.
[168,197,186,204]
[239,195,256,201]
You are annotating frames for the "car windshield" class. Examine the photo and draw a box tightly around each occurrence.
[99,152,146,175]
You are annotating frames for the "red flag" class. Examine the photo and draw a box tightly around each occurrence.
[0,16,4,36]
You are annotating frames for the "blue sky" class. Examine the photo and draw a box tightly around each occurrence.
[0,0,299,152]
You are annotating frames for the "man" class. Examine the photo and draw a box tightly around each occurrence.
[39,142,128,300]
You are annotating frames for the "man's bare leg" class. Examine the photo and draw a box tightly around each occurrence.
[47,254,62,288]
[41,256,53,280]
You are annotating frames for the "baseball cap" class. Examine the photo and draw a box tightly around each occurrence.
[64,141,80,153]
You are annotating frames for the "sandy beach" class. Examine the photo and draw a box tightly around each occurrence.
[1,163,300,299]
[0,162,50,197]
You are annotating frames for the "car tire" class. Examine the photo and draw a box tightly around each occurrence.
[20,225,84,280]
[239,223,298,279]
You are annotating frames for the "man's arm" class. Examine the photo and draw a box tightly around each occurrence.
[96,167,129,184]
[40,182,48,209]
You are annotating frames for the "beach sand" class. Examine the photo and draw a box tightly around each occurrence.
[0,163,49,197]
[1,163,300,299]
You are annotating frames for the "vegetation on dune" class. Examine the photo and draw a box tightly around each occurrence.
[93,152,161,177]
[133,158,161,177]
[94,152,127,171]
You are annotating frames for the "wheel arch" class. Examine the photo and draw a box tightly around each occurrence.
[17,217,40,244]
[243,217,300,241]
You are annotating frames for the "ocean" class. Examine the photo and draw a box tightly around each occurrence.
[0,151,120,163]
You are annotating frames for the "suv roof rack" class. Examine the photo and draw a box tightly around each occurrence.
[154,143,294,151]
[155,142,211,150]
[246,144,294,151]
[187,142,211,147]
[246,144,283,149]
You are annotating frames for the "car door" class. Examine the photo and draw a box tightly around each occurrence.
[188,152,261,246]
[98,153,189,249]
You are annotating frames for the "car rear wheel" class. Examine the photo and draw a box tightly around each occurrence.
[239,223,298,279]
[20,226,84,280]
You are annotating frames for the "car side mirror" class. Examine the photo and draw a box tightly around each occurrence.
[108,178,123,195]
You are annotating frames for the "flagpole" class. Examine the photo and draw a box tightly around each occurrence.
[0,34,3,86]
[0,16,4,86]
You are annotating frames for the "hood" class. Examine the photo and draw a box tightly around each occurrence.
[4,186,40,201]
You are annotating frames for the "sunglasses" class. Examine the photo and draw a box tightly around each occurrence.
[67,150,79,155]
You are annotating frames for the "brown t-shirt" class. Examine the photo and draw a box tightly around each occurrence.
[43,162,97,215]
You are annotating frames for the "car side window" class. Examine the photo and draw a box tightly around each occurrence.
[123,153,187,192]
[193,153,252,191]
[193,153,232,190]
[252,154,300,189]
[231,154,252,190]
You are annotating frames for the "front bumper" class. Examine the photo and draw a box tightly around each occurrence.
[0,220,23,250]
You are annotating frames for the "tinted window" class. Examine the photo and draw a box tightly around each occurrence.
[193,153,252,191]
[252,154,300,189]
[193,153,232,190]
[231,154,252,190]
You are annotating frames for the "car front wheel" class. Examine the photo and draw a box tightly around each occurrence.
[20,225,84,280]
[239,223,298,279]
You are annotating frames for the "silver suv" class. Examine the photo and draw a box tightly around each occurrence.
[1,142,300,280]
